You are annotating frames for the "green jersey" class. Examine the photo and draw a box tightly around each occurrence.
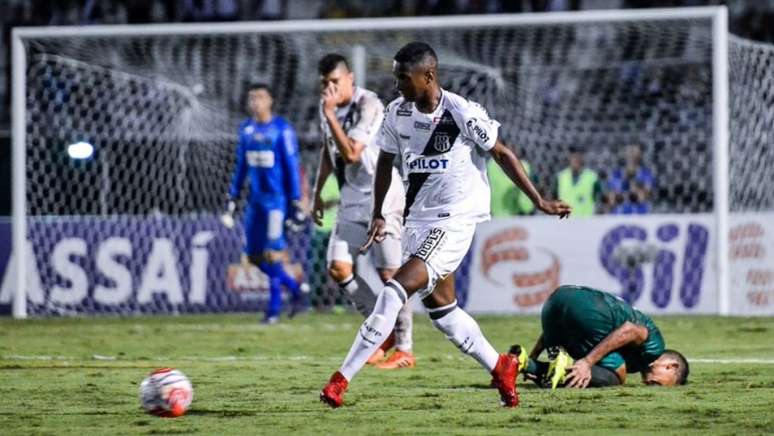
[541,285,665,373]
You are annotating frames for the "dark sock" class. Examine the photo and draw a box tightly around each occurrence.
[523,359,550,386]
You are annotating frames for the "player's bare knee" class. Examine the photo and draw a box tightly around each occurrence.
[422,274,456,309]
[328,261,353,283]
[392,257,429,293]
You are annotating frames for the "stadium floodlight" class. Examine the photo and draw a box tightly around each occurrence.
[11,6,752,318]
[67,141,94,159]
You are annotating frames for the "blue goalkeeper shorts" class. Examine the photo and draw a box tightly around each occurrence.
[243,203,286,256]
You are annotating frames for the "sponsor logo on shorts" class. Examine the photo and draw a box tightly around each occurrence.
[415,228,446,262]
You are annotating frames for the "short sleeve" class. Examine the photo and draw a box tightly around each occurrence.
[460,102,500,151]
[640,325,665,364]
[349,95,384,145]
[375,106,399,155]
[597,352,626,373]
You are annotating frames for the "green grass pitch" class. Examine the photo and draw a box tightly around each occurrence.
[1,313,773,435]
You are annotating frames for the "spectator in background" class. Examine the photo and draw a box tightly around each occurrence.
[555,146,600,217]
[604,143,654,214]
[181,0,240,22]
[252,0,287,20]
[488,145,536,217]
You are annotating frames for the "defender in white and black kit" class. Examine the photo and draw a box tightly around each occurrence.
[320,42,572,408]
[311,54,416,369]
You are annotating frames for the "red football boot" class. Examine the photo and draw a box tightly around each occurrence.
[320,371,349,408]
[490,353,520,407]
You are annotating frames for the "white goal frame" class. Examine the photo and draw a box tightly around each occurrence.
[10,6,730,318]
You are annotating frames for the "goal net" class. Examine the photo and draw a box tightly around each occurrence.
[727,35,774,315]
[6,7,755,317]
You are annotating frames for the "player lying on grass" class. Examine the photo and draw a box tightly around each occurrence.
[510,285,689,389]
[319,41,571,409]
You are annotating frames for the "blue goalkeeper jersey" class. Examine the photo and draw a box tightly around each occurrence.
[228,116,302,208]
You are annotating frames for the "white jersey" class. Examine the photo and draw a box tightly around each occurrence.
[320,86,404,228]
[376,89,501,226]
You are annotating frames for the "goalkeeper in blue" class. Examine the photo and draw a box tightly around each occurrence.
[223,83,307,324]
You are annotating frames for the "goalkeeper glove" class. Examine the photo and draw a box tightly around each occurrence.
[221,199,237,229]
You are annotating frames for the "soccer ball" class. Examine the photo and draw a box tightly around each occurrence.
[139,368,193,417]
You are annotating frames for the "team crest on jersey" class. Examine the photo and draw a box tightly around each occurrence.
[244,125,255,134]
[433,132,452,153]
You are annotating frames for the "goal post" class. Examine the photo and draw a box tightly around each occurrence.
[711,7,729,316]
[9,6,739,318]
[11,28,28,319]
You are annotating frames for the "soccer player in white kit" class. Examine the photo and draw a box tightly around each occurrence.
[311,54,416,369]
[320,42,571,408]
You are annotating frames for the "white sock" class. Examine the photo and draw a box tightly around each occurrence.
[338,274,376,317]
[430,303,499,372]
[339,280,408,380]
[394,302,413,352]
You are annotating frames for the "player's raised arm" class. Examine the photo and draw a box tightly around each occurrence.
[319,66,374,163]
[565,321,649,388]
[488,140,572,218]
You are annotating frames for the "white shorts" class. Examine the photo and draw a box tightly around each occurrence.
[403,224,476,299]
[327,220,402,270]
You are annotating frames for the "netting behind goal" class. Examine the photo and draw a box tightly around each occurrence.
[11,13,725,316]
[727,35,774,315]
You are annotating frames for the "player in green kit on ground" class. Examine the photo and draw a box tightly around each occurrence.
[511,285,689,388]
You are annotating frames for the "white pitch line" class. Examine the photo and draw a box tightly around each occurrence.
[3,355,774,365]
[0,354,341,363]
[689,358,774,364]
